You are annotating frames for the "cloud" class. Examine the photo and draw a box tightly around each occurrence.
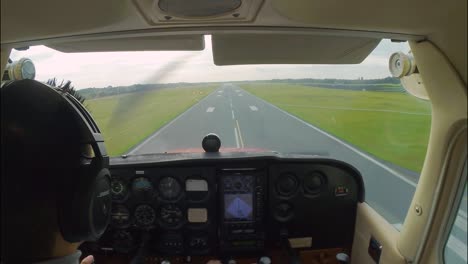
[9,38,409,89]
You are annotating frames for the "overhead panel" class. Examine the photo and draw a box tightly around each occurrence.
[212,34,381,65]
[46,35,205,53]
[133,0,264,25]
[1,0,131,44]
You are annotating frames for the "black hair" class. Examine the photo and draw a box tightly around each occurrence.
[1,80,84,262]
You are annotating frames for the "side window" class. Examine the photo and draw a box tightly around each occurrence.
[443,180,467,264]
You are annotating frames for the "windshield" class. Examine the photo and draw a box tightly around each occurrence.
[9,36,432,231]
[9,37,429,159]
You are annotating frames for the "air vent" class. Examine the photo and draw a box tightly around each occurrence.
[133,0,264,24]
[158,0,242,18]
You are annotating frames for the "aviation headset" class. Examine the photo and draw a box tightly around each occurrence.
[1,80,112,243]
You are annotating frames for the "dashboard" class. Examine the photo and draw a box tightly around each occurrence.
[81,152,364,262]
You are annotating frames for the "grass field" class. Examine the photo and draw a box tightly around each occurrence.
[243,83,432,172]
[85,86,215,156]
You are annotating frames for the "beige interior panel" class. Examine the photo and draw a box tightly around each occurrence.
[351,203,406,264]
[0,0,135,43]
[1,0,465,83]
[419,125,467,264]
[271,0,467,83]
[47,35,205,52]
[397,40,467,261]
[428,0,467,85]
[0,48,12,76]
[212,33,380,65]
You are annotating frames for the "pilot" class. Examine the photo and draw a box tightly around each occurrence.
[1,80,103,263]
[1,80,222,264]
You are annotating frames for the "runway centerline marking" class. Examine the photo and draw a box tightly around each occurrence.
[249,106,258,111]
[231,110,235,120]
[206,107,215,113]
[238,94,243,96]
[234,128,240,148]
[236,119,245,148]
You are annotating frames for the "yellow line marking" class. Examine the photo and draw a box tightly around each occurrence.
[236,119,244,148]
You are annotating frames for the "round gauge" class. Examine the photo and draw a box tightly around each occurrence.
[276,173,299,197]
[158,177,182,200]
[132,177,154,198]
[111,178,128,200]
[158,204,184,227]
[111,205,130,228]
[112,230,134,253]
[274,202,294,222]
[304,171,325,195]
[134,204,156,227]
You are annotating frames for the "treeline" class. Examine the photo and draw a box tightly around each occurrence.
[79,82,216,99]
[237,76,401,85]
[235,77,404,92]
[79,77,402,99]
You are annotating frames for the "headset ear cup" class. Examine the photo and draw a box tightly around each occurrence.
[59,166,111,242]
[90,168,112,239]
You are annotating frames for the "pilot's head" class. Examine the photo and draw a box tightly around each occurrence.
[1,80,111,263]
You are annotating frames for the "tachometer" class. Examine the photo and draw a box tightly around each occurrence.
[134,204,156,227]
[158,177,182,200]
[111,205,130,228]
[158,204,184,227]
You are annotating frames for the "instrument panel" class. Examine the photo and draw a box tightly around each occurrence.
[82,154,364,259]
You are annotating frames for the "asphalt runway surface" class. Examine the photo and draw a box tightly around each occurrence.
[128,84,467,263]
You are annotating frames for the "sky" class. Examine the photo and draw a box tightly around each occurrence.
[9,36,410,90]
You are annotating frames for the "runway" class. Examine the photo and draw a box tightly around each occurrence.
[127,84,467,263]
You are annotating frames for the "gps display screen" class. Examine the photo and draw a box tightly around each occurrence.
[224,193,253,221]
[223,175,255,221]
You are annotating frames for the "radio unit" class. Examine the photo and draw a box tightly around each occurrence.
[218,168,267,253]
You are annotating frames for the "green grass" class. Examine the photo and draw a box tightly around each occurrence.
[243,83,431,172]
[85,86,215,156]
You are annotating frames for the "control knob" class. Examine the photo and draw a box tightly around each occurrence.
[336,253,350,264]
[258,256,272,264]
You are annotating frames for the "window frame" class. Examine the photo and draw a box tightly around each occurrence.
[440,161,467,263]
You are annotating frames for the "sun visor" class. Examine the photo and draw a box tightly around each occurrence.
[212,34,380,65]
[47,35,205,53]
